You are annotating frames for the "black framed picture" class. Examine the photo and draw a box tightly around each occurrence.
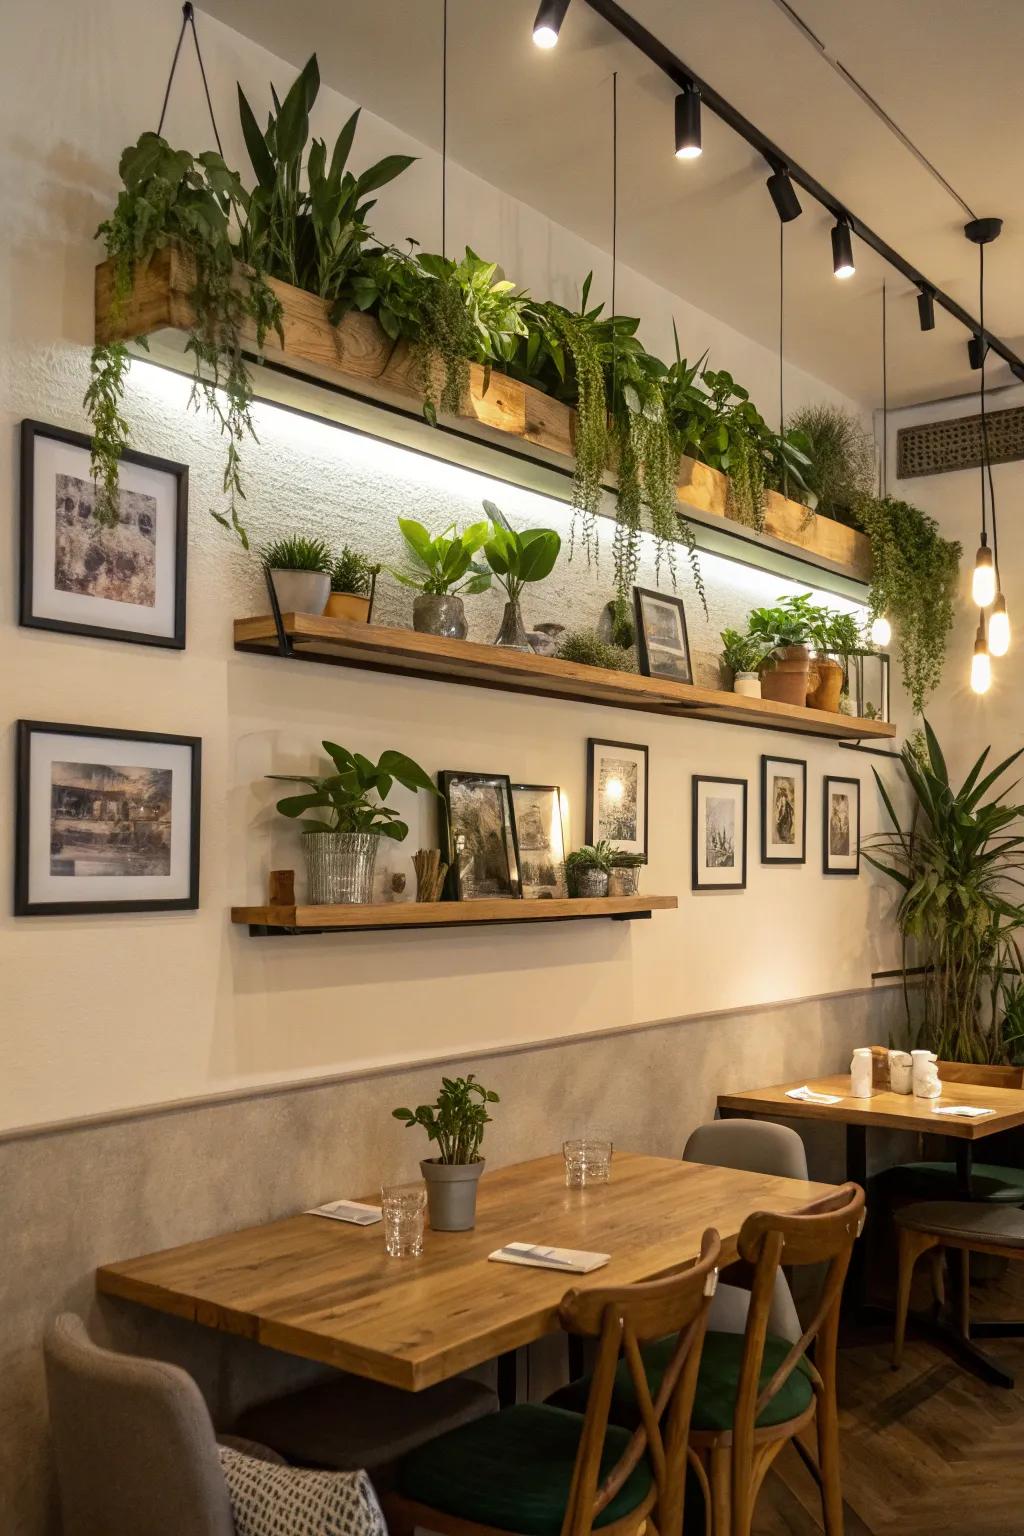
[20,419,188,649]
[438,771,522,901]
[510,783,568,899]
[692,775,747,891]
[633,586,692,683]
[823,775,861,875]
[15,721,201,915]
[586,739,649,861]
[760,754,807,864]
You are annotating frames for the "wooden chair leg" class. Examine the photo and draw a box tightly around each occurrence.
[957,1247,971,1339]
[927,1247,946,1312]
[708,1445,732,1536]
[816,1396,845,1536]
[894,1228,936,1369]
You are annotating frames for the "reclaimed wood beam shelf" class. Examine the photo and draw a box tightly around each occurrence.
[96,247,872,582]
[232,894,676,935]
[233,612,897,742]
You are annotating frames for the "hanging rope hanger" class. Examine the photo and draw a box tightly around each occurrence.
[156,2,223,154]
[441,0,448,258]
[879,282,887,501]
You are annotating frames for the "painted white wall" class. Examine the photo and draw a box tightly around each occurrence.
[0,0,898,1132]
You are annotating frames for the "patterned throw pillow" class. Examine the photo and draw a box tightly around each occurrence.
[218,1444,387,1536]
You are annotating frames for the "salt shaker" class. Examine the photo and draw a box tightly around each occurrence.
[850,1048,873,1099]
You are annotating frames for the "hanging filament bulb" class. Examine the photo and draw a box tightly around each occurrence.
[972,539,996,608]
[869,614,891,647]
[989,592,1011,657]
[971,618,992,694]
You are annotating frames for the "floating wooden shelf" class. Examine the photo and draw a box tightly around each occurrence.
[232,894,676,934]
[233,613,896,742]
[96,247,872,582]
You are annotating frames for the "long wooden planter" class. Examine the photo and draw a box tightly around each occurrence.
[96,247,872,581]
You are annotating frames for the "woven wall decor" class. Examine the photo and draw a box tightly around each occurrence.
[897,405,1024,479]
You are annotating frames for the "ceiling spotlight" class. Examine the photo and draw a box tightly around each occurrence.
[831,216,855,279]
[674,83,702,160]
[766,167,801,223]
[971,618,992,695]
[532,0,570,48]
[989,592,1011,657]
[917,288,935,331]
[972,537,996,608]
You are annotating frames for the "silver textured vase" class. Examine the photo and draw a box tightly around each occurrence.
[413,592,468,639]
[574,868,609,898]
[494,598,533,651]
[303,831,379,904]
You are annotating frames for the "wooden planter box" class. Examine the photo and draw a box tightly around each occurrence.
[96,247,872,581]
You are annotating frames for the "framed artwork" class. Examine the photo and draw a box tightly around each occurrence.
[15,720,201,916]
[20,419,188,649]
[692,775,747,891]
[510,783,567,899]
[633,586,692,683]
[760,755,807,864]
[438,771,522,901]
[586,739,649,861]
[823,775,861,875]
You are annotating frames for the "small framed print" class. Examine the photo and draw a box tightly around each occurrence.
[760,755,807,865]
[438,771,522,901]
[15,720,201,915]
[20,419,188,649]
[633,586,692,683]
[692,775,747,891]
[586,739,649,860]
[510,784,568,899]
[823,776,860,875]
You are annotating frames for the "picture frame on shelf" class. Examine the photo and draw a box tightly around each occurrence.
[586,739,649,861]
[438,771,522,901]
[19,419,188,649]
[848,652,890,722]
[823,775,861,875]
[510,783,568,899]
[15,720,201,916]
[760,755,807,865]
[692,775,747,891]
[632,586,692,683]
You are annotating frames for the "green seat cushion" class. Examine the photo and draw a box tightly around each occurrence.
[876,1161,1024,1204]
[548,1330,813,1433]
[397,1403,652,1536]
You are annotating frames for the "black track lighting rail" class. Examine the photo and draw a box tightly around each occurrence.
[581,0,1024,380]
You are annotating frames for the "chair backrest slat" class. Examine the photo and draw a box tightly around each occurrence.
[937,1060,1024,1089]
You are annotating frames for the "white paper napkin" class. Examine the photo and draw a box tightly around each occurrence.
[488,1243,610,1274]
[930,1104,996,1119]
[786,1086,842,1105]
[307,1199,383,1225]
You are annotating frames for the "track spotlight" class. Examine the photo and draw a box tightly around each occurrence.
[989,592,1011,657]
[968,334,989,370]
[674,84,702,160]
[831,216,855,279]
[532,0,569,48]
[971,618,992,694]
[972,537,996,608]
[917,288,935,331]
[766,167,801,223]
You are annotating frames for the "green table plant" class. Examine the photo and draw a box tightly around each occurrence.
[331,546,377,597]
[393,1073,500,1231]
[389,516,492,639]
[565,840,615,897]
[261,534,334,616]
[719,627,778,684]
[481,500,560,650]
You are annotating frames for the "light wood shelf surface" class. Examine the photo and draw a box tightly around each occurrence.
[232,894,676,932]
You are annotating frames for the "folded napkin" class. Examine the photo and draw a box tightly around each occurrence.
[930,1104,996,1119]
[488,1243,610,1274]
[786,1086,842,1105]
[307,1199,383,1225]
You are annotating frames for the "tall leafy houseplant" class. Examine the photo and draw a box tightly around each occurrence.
[864,723,1024,1063]
[482,500,560,649]
[393,1074,500,1231]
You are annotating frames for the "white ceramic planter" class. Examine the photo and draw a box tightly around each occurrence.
[269,568,330,615]
[733,672,762,698]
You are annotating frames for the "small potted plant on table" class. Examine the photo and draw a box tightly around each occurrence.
[262,534,334,617]
[326,546,379,623]
[565,841,615,898]
[393,1073,500,1231]
[388,517,492,638]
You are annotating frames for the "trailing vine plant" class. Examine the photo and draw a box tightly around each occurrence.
[541,299,608,564]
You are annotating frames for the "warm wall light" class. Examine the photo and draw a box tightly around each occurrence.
[532,0,569,48]
[869,614,892,647]
[917,288,935,331]
[972,539,996,608]
[989,592,1011,656]
[971,619,992,694]
[831,217,855,279]
[766,167,802,223]
[674,84,702,159]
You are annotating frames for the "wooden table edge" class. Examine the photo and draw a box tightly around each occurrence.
[716,1089,1024,1138]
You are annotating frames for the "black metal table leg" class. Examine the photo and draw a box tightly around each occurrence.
[496,1349,518,1407]
[955,1139,974,1196]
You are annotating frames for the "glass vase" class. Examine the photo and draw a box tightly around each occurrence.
[494,598,532,651]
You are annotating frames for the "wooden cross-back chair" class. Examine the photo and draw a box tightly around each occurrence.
[386,1228,722,1536]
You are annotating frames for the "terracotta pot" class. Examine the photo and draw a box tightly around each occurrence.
[760,644,810,706]
[807,657,844,713]
[324,591,371,623]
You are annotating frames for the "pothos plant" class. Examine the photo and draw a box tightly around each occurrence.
[268,742,438,841]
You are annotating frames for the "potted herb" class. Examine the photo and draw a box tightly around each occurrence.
[565,841,615,898]
[388,517,491,638]
[392,1073,500,1231]
[805,608,864,713]
[481,500,561,650]
[268,742,438,904]
[747,594,820,706]
[326,546,379,623]
[608,848,644,897]
[719,628,777,698]
[262,535,333,617]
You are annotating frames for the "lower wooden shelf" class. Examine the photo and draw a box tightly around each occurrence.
[232,894,677,935]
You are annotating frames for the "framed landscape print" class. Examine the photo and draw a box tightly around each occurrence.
[510,783,568,899]
[20,419,188,649]
[633,587,692,683]
[15,721,201,915]
[692,775,747,891]
[586,739,649,860]
[823,775,861,875]
[760,755,807,864]
[438,771,522,901]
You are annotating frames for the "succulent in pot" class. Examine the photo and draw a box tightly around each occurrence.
[392,1073,500,1231]
[481,499,561,651]
[268,742,438,904]
[719,628,777,698]
[746,593,821,707]
[325,545,379,623]
[607,848,644,896]
[388,517,492,639]
[565,840,615,898]
[262,534,333,617]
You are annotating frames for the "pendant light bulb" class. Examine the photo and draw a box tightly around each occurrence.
[532,0,569,48]
[971,622,992,695]
[989,593,1010,657]
[831,217,855,279]
[972,541,996,608]
[674,85,702,160]
[869,614,891,648]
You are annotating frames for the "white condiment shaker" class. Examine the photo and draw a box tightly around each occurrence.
[850,1048,873,1098]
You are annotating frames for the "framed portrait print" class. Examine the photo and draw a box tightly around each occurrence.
[438,771,522,901]
[510,784,568,899]
[692,776,747,891]
[586,739,649,860]
[633,587,692,683]
[823,776,861,875]
[760,755,807,864]
[15,720,201,915]
[20,419,188,649]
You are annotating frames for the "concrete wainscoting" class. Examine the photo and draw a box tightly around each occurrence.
[1,985,902,1535]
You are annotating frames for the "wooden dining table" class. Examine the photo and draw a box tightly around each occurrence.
[96,1151,835,1397]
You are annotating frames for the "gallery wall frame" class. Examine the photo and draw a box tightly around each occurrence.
[692,774,748,891]
[437,770,522,902]
[586,739,649,861]
[632,586,692,684]
[822,774,861,876]
[510,783,568,899]
[760,754,807,865]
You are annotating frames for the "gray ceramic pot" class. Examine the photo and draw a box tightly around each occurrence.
[421,1158,485,1231]
[269,568,330,615]
[574,868,609,898]
[302,831,379,904]
[413,593,468,639]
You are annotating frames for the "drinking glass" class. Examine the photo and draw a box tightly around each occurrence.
[381,1181,427,1257]
[563,1138,614,1188]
